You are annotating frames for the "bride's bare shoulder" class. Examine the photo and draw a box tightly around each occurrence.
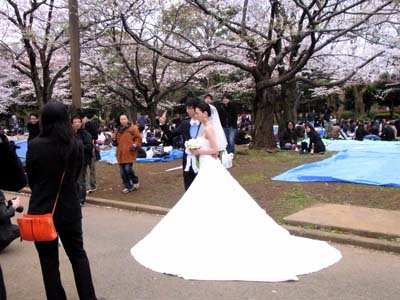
[204,123,215,132]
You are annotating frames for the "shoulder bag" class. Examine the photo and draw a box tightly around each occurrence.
[17,171,65,242]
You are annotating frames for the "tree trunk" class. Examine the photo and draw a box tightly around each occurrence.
[277,81,298,132]
[252,86,276,149]
[353,85,367,117]
[147,101,158,126]
[127,103,138,123]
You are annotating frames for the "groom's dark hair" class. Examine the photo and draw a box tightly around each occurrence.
[185,97,200,109]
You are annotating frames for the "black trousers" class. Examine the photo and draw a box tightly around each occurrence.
[0,224,20,252]
[182,155,197,191]
[0,265,6,300]
[34,219,97,300]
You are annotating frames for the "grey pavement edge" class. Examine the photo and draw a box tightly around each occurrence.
[7,190,400,254]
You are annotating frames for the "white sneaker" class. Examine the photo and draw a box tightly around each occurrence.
[122,188,130,194]
[132,183,139,190]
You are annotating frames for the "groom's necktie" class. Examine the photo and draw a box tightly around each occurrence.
[189,119,200,138]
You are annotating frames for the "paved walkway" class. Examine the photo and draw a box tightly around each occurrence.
[2,194,400,300]
[283,203,400,253]
[284,203,400,239]
[5,192,400,253]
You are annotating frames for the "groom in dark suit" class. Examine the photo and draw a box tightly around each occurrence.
[159,98,201,190]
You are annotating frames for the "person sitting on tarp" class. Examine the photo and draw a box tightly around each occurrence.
[300,123,325,154]
[380,123,396,141]
[355,121,368,141]
[363,125,381,141]
[279,121,297,150]
[295,122,305,139]
[327,122,341,139]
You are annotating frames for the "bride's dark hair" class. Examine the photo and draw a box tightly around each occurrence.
[196,101,211,117]
[40,100,75,161]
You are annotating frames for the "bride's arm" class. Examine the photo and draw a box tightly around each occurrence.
[192,126,218,156]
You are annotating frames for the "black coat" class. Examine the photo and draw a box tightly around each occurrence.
[0,191,19,249]
[0,191,15,225]
[84,120,99,141]
[76,128,93,165]
[355,126,368,141]
[26,137,83,226]
[161,119,198,150]
[160,119,200,190]
[27,122,40,142]
[279,128,297,148]
[380,126,395,141]
[217,102,238,129]
[308,131,326,153]
[0,134,27,191]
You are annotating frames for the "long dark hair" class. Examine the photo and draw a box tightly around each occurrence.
[196,101,211,117]
[305,122,316,132]
[40,100,75,160]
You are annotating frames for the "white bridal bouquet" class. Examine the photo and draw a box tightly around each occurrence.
[185,138,200,150]
[184,138,200,172]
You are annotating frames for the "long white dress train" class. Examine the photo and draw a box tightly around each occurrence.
[131,137,342,282]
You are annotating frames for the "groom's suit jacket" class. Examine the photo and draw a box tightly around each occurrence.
[160,118,199,190]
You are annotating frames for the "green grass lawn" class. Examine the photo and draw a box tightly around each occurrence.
[93,146,400,222]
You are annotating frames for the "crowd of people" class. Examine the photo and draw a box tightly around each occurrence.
[0,103,107,300]
[278,106,400,154]
[9,96,400,297]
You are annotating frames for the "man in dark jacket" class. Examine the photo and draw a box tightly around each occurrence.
[0,133,27,300]
[217,94,238,154]
[27,113,40,142]
[159,98,201,190]
[84,115,99,193]
[72,115,93,206]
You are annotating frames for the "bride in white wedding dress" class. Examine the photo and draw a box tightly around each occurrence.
[131,102,342,282]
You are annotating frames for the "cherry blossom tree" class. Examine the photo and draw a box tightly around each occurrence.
[0,50,35,114]
[0,0,71,107]
[120,0,399,148]
[81,1,212,123]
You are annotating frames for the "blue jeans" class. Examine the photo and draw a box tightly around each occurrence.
[224,127,237,154]
[119,163,139,189]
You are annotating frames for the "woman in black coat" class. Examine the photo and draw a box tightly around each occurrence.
[279,121,297,150]
[302,123,326,153]
[26,101,100,300]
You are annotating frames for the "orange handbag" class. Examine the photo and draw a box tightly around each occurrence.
[17,171,65,242]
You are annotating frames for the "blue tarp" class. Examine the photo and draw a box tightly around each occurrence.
[14,139,183,164]
[324,139,400,153]
[99,147,183,164]
[273,147,400,187]
[15,139,28,163]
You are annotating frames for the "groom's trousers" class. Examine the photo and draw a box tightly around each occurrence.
[182,154,196,191]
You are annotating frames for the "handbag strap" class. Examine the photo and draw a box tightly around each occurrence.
[51,170,66,216]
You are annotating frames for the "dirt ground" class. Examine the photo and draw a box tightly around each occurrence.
[93,146,400,222]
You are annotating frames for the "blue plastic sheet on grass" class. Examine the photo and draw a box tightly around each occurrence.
[272,148,400,187]
[99,147,183,164]
[15,139,183,164]
[15,139,28,163]
[324,139,400,152]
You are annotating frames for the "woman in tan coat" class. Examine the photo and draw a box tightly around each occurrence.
[112,113,142,193]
